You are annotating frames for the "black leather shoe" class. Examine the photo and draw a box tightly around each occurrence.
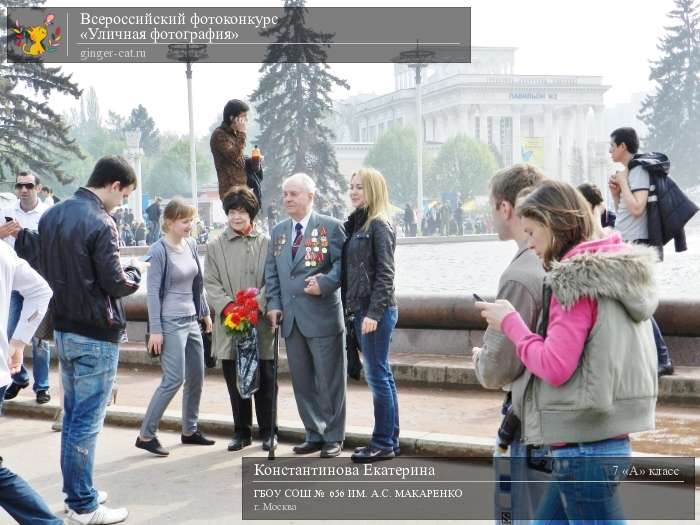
[262,435,278,451]
[293,441,323,454]
[658,362,674,377]
[135,436,169,456]
[4,382,28,400]
[228,435,252,451]
[320,441,342,458]
[182,430,215,445]
[351,446,395,463]
[36,390,50,404]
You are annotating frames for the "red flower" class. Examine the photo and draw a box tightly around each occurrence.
[245,298,258,312]
[249,310,259,325]
[235,290,247,305]
[220,301,237,320]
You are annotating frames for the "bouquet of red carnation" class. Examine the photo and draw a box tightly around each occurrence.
[221,287,260,336]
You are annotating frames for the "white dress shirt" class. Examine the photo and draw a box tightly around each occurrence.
[1,198,50,249]
[291,210,313,239]
[0,241,52,389]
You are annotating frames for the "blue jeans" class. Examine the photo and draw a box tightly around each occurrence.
[0,386,63,524]
[354,306,399,451]
[494,440,551,524]
[533,437,630,524]
[650,317,671,366]
[55,331,119,514]
[7,291,50,392]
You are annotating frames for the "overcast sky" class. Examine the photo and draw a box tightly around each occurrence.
[42,0,676,136]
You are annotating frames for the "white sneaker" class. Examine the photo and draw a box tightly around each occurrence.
[65,490,108,513]
[65,504,127,524]
[51,408,63,432]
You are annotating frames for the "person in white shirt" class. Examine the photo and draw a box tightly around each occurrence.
[0,171,53,403]
[0,240,61,524]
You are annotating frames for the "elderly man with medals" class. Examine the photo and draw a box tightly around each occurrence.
[264,172,347,458]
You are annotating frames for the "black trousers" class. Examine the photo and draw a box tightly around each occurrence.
[221,359,276,439]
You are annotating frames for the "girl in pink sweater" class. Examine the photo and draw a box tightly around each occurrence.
[477,180,658,523]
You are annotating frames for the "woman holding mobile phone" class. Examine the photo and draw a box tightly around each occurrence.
[476,181,658,522]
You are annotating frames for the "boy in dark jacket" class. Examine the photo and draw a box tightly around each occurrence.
[39,156,143,523]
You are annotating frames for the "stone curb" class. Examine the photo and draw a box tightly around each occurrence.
[4,400,697,479]
[1,399,491,458]
[114,347,700,405]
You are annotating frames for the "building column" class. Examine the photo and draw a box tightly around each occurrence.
[511,108,522,164]
[478,109,488,144]
[448,111,459,140]
[561,107,575,183]
[544,105,555,178]
[466,107,475,139]
[574,105,587,184]
[593,105,609,191]
[581,106,590,182]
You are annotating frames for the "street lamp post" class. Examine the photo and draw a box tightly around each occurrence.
[166,43,208,214]
[398,43,434,230]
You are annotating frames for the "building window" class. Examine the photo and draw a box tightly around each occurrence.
[487,117,494,145]
[475,116,481,140]
[528,117,535,137]
[369,125,376,142]
[361,128,367,142]
[378,122,385,137]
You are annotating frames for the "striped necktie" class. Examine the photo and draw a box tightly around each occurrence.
[291,222,303,258]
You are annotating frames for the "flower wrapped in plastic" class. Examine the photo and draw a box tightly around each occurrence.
[221,287,261,399]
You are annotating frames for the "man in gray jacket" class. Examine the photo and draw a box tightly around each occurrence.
[472,164,545,523]
[265,173,347,458]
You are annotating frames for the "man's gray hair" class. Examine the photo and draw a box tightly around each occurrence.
[282,172,316,194]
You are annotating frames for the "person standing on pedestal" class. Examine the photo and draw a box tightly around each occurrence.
[264,173,347,458]
[210,99,263,203]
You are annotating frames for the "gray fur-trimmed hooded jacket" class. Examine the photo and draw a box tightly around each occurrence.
[519,238,659,446]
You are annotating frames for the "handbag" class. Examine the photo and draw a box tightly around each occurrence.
[201,320,217,368]
[345,314,363,380]
[235,328,260,399]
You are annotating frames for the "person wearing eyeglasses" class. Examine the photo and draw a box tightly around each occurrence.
[0,171,52,406]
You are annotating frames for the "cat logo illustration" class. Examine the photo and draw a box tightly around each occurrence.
[13,13,62,57]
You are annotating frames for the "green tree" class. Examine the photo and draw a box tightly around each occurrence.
[428,134,497,200]
[145,137,214,198]
[364,125,424,206]
[1,1,83,182]
[250,0,349,207]
[125,104,160,155]
[638,0,700,188]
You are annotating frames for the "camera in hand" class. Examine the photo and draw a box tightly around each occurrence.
[497,404,520,451]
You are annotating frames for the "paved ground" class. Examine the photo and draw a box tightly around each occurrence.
[7,364,700,456]
[1,417,698,525]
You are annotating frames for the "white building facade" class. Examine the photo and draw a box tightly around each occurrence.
[335,47,612,193]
